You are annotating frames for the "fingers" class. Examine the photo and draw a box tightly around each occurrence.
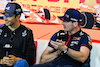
[3,57,9,64]
[9,55,22,63]
[3,56,15,66]
[50,41,58,49]
[61,40,65,45]
[50,40,57,44]
[51,40,65,46]
[4,58,14,65]
[7,59,15,66]
[51,40,67,51]
[9,55,15,58]
[51,40,59,45]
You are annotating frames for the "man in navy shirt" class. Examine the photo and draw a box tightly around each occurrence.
[33,8,92,67]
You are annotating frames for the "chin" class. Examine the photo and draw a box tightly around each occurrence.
[64,29,68,31]
[5,23,10,26]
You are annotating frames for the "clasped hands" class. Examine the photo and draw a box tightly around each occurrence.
[50,40,67,54]
[0,55,21,66]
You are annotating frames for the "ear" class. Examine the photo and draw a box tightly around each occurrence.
[18,15,21,19]
[16,15,21,19]
[73,22,78,27]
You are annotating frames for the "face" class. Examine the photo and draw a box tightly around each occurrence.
[62,21,75,32]
[3,15,17,26]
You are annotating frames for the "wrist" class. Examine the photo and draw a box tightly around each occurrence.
[56,50,61,56]
[64,47,69,54]
[56,51,59,56]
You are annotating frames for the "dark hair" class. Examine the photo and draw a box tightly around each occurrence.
[15,14,19,18]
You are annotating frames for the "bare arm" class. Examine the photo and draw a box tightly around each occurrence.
[40,46,61,64]
[67,46,90,63]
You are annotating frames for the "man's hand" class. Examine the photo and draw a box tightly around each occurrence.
[9,55,21,63]
[2,56,15,66]
[56,50,62,56]
[50,40,67,51]
[1,55,21,66]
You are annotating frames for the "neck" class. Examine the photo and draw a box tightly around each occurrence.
[8,21,20,31]
[68,27,80,35]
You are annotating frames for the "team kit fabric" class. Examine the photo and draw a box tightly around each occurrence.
[0,24,35,66]
[48,29,92,67]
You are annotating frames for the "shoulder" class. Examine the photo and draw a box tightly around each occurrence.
[79,30,90,37]
[20,24,32,31]
[54,30,65,36]
[19,25,33,36]
[80,30,91,43]
[50,30,66,41]
[79,30,91,42]
[80,31,92,50]
[51,30,65,37]
[57,30,66,36]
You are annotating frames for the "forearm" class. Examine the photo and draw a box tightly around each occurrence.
[40,51,58,64]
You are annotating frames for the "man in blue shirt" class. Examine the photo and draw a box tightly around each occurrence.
[33,8,92,67]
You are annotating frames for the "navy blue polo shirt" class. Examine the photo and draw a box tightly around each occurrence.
[48,29,92,67]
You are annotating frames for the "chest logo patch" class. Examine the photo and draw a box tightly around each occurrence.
[72,37,81,40]
[70,41,79,46]
[22,30,27,37]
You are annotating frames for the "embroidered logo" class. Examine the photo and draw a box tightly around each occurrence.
[87,35,91,42]
[72,37,81,40]
[70,18,78,21]
[65,14,69,18]
[4,33,7,37]
[71,41,78,45]
[16,8,21,12]
[87,35,92,46]
[70,44,74,46]
[79,31,84,36]
[22,30,27,37]
[5,7,10,10]
[88,41,92,46]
